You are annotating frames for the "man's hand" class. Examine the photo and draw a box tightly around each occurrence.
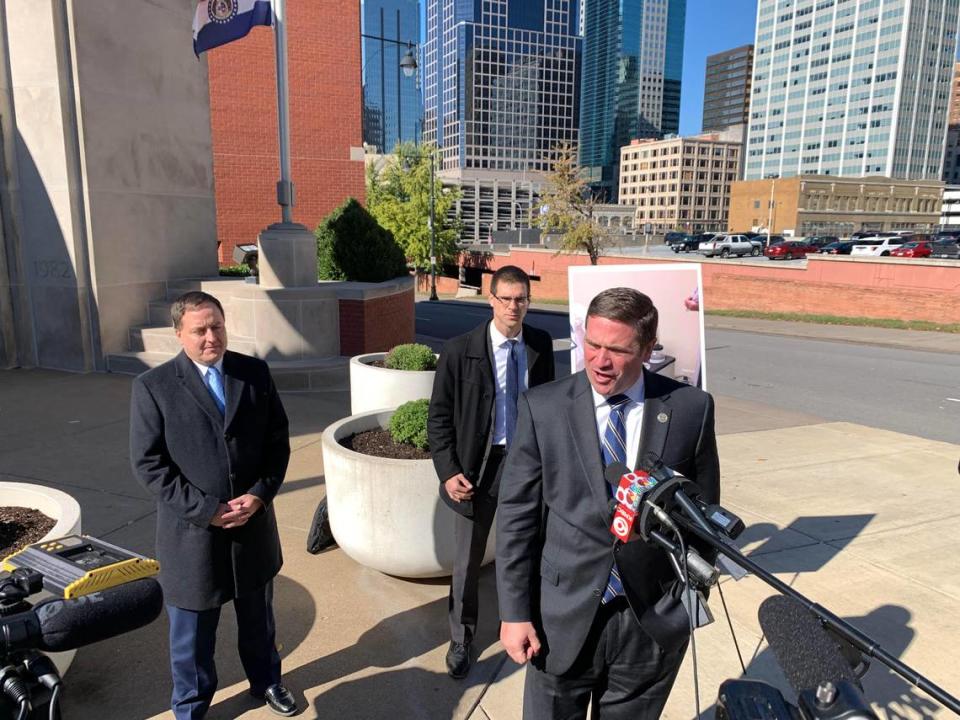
[444,473,474,503]
[500,621,541,665]
[209,503,232,527]
[220,494,264,529]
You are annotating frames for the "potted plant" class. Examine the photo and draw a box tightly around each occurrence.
[0,482,82,675]
[349,342,438,415]
[320,399,494,578]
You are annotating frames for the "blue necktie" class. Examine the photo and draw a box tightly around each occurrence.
[601,394,630,604]
[505,339,520,447]
[206,366,225,416]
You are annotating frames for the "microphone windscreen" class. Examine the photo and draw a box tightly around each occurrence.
[604,462,630,489]
[758,595,858,693]
[34,578,164,652]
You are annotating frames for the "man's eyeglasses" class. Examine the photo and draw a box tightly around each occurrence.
[492,294,530,307]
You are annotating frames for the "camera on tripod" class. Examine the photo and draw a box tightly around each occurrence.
[0,536,163,720]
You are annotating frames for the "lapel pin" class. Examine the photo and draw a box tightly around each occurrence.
[657,412,669,424]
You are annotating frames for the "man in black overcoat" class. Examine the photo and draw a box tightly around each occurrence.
[129,291,297,718]
[428,265,555,678]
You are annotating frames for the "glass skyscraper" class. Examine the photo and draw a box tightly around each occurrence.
[361,0,422,152]
[579,0,687,201]
[423,0,582,173]
[745,0,959,180]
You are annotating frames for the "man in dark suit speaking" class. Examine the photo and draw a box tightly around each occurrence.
[129,291,297,718]
[497,287,720,718]
[429,265,555,678]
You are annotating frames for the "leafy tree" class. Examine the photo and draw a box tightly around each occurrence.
[365,142,462,270]
[534,143,614,265]
[316,198,407,282]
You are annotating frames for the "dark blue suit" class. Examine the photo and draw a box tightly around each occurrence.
[130,350,289,718]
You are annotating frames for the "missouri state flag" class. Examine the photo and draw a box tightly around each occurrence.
[193,0,273,56]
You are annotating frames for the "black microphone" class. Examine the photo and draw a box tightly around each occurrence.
[639,452,718,539]
[0,578,163,653]
[758,595,860,693]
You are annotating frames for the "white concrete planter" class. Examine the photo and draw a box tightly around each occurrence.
[321,409,495,578]
[0,482,82,675]
[349,352,437,415]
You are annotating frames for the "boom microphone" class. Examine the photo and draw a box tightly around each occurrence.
[758,594,860,693]
[0,578,163,653]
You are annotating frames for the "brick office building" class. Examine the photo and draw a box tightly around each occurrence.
[207,1,366,264]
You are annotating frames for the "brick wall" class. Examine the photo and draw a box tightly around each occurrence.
[207,0,365,265]
[470,249,960,324]
[339,287,415,356]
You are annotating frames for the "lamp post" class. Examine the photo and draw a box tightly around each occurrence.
[360,22,418,152]
[398,145,439,301]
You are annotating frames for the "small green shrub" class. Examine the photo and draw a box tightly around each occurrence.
[316,197,408,282]
[384,343,437,371]
[219,263,252,277]
[389,399,429,450]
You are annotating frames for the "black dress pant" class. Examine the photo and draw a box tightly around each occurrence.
[448,446,505,644]
[522,598,688,720]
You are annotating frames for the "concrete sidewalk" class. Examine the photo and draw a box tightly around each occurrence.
[1,367,959,719]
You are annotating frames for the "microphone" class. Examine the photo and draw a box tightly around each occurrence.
[603,463,659,541]
[758,595,860,693]
[0,578,163,653]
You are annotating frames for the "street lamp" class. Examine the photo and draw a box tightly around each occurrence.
[360,14,419,152]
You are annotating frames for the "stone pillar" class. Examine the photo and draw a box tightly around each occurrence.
[257,222,317,288]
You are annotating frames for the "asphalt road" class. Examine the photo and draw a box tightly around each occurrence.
[416,301,959,444]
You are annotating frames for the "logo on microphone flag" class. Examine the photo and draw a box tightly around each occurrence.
[193,0,273,56]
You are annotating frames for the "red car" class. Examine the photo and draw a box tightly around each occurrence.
[890,241,932,258]
[763,241,817,260]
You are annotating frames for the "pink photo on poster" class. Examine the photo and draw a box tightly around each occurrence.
[568,264,706,390]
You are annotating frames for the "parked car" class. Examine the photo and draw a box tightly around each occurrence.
[803,235,840,250]
[850,236,906,257]
[699,234,761,258]
[764,240,818,260]
[929,239,960,259]
[818,240,859,255]
[664,231,687,245]
[669,234,702,253]
[851,231,880,239]
[890,241,933,259]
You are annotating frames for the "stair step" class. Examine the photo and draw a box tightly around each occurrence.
[106,353,350,392]
[129,326,255,356]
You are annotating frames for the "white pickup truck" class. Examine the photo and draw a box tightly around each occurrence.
[699,234,761,258]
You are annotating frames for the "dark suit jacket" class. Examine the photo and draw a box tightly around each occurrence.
[496,369,720,675]
[428,320,555,518]
[129,350,290,611]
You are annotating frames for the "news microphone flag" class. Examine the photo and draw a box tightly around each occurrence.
[193,0,273,56]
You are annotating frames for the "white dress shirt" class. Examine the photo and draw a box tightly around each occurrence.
[192,358,225,400]
[591,374,645,469]
[490,322,528,446]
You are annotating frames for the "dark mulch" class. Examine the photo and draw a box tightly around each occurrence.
[367,359,387,368]
[0,507,56,558]
[342,429,432,460]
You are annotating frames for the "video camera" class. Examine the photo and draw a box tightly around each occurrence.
[614,455,960,719]
[0,536,163,719]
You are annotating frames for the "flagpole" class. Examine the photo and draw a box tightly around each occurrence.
[273,0,294,224]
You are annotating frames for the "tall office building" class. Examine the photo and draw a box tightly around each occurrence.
[423,0,582,174]
[579,0,687,201]
[745,0,959,181]
[702,45,753,132]
[361,0,421,152]
[941,61,960,183]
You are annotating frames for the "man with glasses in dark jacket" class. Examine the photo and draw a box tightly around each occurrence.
[428,265,555,678]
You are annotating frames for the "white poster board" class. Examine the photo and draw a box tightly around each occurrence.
[568,264,707,390]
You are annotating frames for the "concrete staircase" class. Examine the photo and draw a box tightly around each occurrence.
[105,279,349,392]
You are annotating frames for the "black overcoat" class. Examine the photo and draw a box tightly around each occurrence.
[129,350,290,611]
[428,320,555,517]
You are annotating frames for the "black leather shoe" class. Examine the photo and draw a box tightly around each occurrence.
[445,641,471,679]
[262,684,298,716]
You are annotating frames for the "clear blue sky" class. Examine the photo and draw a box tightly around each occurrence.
[678,0,758,134]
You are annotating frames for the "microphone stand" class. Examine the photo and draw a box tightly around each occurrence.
[670,513,960,715]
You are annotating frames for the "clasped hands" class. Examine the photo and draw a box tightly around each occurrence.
[210,493,263,529]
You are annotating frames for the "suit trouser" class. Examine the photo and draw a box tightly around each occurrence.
[166,580,282,720]
[448,446,505,644]
[522,598,687,720]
